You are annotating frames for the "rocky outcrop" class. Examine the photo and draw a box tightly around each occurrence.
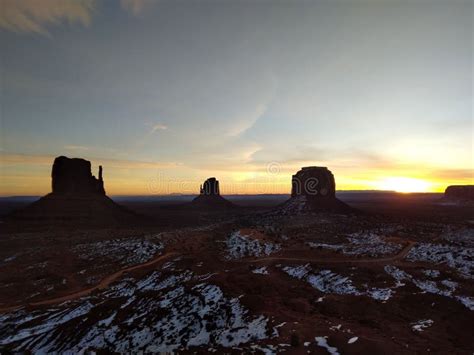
[280,166,352,214]
[191,178,235,209]
[52,156,105,195]
[7,156,141,228]
[200,177,220,196]
[444,185,474,203]
[291,166,336,198]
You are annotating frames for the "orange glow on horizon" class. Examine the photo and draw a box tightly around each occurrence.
[373,177,432,193]
[0,173,468,196]
[0,153,471,196]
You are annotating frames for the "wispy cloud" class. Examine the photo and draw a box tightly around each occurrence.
[64,145,90,151]
[0,0,95,34]
[0,152,181,173]
[150,123,168,133]
[120,0,156,16]
[227,102,268,137]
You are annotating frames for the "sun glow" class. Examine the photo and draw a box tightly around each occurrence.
[375,177,431,193]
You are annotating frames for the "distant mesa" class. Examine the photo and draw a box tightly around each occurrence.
[280,166,352,214]
[190,177,235,209]
[7,156,141,227]
[443,185,474,204]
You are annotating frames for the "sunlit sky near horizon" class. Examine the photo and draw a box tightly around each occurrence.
[0,0,472,196]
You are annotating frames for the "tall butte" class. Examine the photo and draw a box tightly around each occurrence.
[190,177,235,209]
[52,156,105,195]
[280,166,352,213]
[7,156,140,228]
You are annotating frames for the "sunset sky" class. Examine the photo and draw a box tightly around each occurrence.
[0,0,472,196]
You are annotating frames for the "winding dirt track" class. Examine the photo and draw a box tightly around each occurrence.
[239,241,416,265]
[0,241,416,314]
[0,252,178,314]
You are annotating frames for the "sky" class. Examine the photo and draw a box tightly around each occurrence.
[0,0,472,196]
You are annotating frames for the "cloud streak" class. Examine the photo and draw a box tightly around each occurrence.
[0,152,179,170]
[0,0,95,34]
[64,145,90,151]
[150,123,168,133]
[121,0,156,16]
[0,0,160,34]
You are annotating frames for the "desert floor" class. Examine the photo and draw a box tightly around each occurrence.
[0,193,472,354]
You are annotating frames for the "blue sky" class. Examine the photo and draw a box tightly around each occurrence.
[0,0,472,195]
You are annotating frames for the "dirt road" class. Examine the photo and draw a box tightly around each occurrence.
[0,252,178,313]
[0,241,417,313]
[238,241,416,265]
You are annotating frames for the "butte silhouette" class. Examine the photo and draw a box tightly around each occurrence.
[190,177,235,209]
[7,156,140,227]
[443,185,474,205]
[279,166,352,213]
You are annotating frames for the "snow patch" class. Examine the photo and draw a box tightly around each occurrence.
[366,288,393,301]
[225,231,280,260]
[442,228,474,247]
[279,195,308,214]
[406,243,473,279]
[252,267,269,275]
[422,269,440,278]
[385,265,472,310]
[455,296,474,310]
[282,264,394,301]
[283,264,360,295]
[0,269,273,352]
[73,238,163,266]
[411,319,433,332]
[315,336,340,355]
[308,231,401,257]
[348,336,358,344]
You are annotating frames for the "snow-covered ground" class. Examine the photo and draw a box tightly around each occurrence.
[283,264,360,295]
[441,228,474,247]
[405,243,473,279]
[348,336,358,344]
[411,319,433,332]
[252,267,269,275]
[282,262,474,308]
[73,238,163,266]
[225,231,280,260]
[279,196,308,215]
[0,268,274,352]
[422,269,440,278]
[308,231,402,257]
[281,264,393,301]
[384,265,473,310]
[315,336,340,355]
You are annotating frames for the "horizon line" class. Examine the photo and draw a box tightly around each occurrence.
[0,190,447,198]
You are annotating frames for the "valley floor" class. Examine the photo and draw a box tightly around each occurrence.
[0,195,473,354]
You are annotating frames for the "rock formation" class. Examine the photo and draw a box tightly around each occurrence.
[7,156,141,227]
[280,166,352,214]
[52,156,105,195]
[191,178,235,209]
[444,185,474,203]
[291,166,336,198]
[200,177,220,196]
